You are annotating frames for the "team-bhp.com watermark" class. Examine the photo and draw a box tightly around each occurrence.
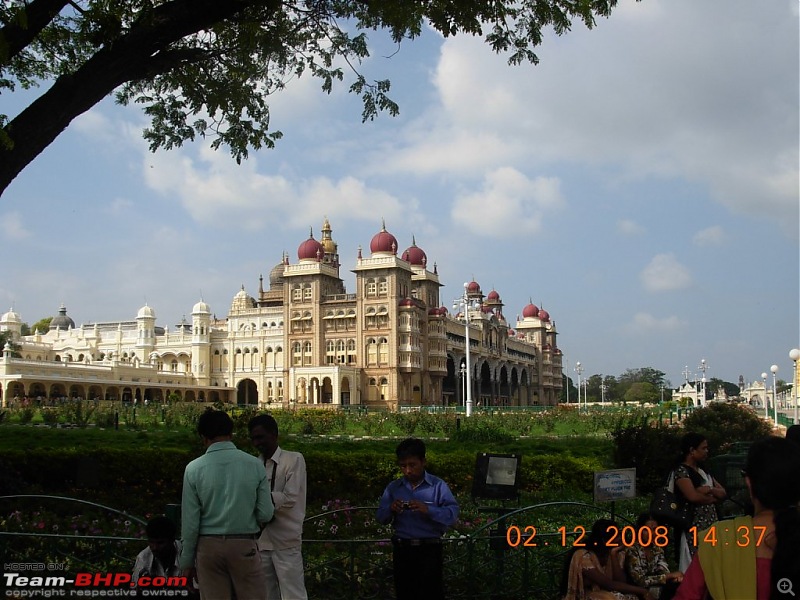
[3,563,190,597]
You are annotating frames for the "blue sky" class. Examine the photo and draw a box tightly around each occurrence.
[1,0,798,389]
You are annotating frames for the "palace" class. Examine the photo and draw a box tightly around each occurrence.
[0,220,562,409]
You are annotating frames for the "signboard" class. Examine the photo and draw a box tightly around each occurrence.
[593,468,636,502]
[471,453,522,500]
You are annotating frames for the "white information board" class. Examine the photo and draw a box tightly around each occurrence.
[593,468,636,502]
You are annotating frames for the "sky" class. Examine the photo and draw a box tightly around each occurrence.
[0,0,798,390]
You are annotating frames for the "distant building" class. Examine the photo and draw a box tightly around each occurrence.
[1,220,562,409]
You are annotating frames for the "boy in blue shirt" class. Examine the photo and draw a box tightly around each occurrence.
[377,438,459,599]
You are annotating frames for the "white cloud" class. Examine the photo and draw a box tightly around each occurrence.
[381,0,798,229]
[625,312,687,334]
[0,212,31,240]
[640,254,692,292]
[693,226,725,246]
[142,144,416,232]
[617,219,645,236]
[451,168,564,236]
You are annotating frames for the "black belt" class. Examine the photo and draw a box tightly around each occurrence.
[200,533,259,540]
[392,537,441,547]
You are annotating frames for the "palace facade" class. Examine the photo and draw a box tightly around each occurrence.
[0,220,562,409]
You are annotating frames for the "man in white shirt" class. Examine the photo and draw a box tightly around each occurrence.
[249,414,308,600]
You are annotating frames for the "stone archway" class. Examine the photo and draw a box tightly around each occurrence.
[341,377,351,405]
[237,379,258,406]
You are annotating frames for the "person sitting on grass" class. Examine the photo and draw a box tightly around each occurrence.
[133,516,181,584]
[562,518,656,600]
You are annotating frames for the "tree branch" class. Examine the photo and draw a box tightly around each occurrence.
[0,0,70,67]
[0,0,279,195]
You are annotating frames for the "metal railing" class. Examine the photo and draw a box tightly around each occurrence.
[0,495,643,600]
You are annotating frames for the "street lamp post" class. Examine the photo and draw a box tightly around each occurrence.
[698,359,708,407]
[459,364,467,409]
[761,372,769,419]
[575,362,584,411]
[453,283,479,417]
[771,364,779,426]
[790,348,800,425]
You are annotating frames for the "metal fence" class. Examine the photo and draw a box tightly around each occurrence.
[0,495,644,600]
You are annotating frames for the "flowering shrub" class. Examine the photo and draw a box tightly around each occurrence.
[0,499,147,573]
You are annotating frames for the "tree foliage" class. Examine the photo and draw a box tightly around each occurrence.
[30,316,52,333]
[623,381,659,405]
[681,403,773,454]
[0,330,22,357]
[0,0,624,195]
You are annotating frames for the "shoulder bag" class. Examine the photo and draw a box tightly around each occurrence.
[650,470,693,530]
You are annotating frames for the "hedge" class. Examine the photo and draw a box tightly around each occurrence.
[0,447,603,516]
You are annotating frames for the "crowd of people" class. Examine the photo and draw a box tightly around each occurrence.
[560,430,800,600]
[137,408,798,600]
[157,410,458,600]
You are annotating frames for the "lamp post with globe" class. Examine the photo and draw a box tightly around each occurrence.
[771,364,779,426]
[761,372,769,420]
[790,348,800,424]
[453,283,480,417]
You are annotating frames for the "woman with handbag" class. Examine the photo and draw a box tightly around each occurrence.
[673,432,726,571]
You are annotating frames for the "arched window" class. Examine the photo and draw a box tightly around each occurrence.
[378,337,389,365]
[366,338,378,366]
[292,342,302,366]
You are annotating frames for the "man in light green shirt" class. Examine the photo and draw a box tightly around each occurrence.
[180,410,273,600]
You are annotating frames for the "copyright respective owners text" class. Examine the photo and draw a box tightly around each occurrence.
[2,563,190,598]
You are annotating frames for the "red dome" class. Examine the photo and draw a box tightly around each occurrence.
[399,298,415,307]
[298,233,324,261]
[466,280,481,294]
[538,309,550,321]
[522,303,539,318]
[481,305,493,314]
[402,243,427,266]
[487,289,500,301]
[370,224,398,255]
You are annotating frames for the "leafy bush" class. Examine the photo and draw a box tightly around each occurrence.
[680,403,773,454]
[610,424,682,495]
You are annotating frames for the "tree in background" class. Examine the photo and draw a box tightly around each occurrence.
[623,381,659,405]
[560,373,578,403]
[0,331,22,357]
[1,0,627,196]
[29,317,52,334]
